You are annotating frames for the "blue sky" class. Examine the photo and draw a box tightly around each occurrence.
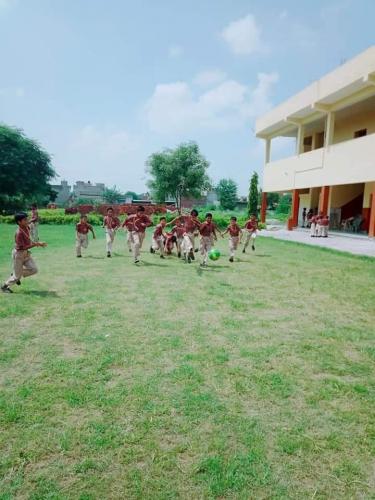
[1,0,374,195]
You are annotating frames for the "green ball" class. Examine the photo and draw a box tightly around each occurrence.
[209,248,221,261]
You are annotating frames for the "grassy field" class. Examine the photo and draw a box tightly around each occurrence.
[0,224,374,499]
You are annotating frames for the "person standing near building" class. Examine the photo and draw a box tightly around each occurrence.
[301,208,307,228]
[103,207,120,257]
[29,204,40,242]
[320,214,329,237]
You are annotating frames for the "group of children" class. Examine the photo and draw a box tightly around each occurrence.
[302,208,329,237]
[1,206,259,293]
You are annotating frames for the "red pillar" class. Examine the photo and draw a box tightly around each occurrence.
[369,191,375,238]
[291,189,300,227]
[260,192,267,223]
[319,186,330,216]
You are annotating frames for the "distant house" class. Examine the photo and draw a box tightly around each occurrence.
[51,180,72,207]
[73,181,105,202]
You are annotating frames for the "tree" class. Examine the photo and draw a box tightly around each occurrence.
[216,178,238,210]
[103,185,124,204]
[267,192,280,210]
[247,172,259,216]
[146,142,211,211]
[0,124,56,212]
[276,193,292,214]
[124,191,139,201]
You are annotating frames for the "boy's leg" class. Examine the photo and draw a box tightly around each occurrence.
[310,223,315,237]
[151,237,158,252]
[251,233,256,250]
[243,231,251,251]
[105,230,113,254]
[4,250,24,288]
[132,232,141,262]
[76,235,82,256]
[126,231,132,251]
[22,254,38,278]
[158,237,165,257]
[177,237,182,257]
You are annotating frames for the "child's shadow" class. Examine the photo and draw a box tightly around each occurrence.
[139,260,166,268]
[22,290,59,297]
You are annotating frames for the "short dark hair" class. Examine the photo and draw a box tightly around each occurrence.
[231,216,237,221]
[80,214,87,219]
[107,207,113,212]
[15,212,27,224]
[137,205,145,212]
[31,203,37,209]
[160,216,166,221]
[206,213,212,218]
[191,209,198,216]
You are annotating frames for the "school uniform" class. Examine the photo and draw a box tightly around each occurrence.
[5,226,38,288]
[310,215,317,237]
[173,225,185,255]
[76,222,93,256]
[199,221,217,264]
[227,224,241,258]
[124,214,152,261]
[103,215,120,254]
[320,216,329,237]
[29,209,39,242]
[316,216,322,237]
[243,219,258,249]
[152,224,165,255]
[180,216,201,256]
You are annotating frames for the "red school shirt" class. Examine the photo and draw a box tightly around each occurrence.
[153,223,164,238]
[173,225,185,238]
[245,220,258,231]
[199,221,217,237]
[76,222,92,234]
[310,215,317,224]
[227,223,241,237]
[30,209,39,223]
[15,226,32,251]
[182,216,200,233]
[104,215,120,230]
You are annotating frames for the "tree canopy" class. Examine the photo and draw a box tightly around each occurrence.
[146,142,211,211]
[102,185,124,204]
[216,178,238,210]
[247,172,259,216]
[0,124,56,212]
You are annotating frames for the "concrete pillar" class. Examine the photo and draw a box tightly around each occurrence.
[265,138,271,164]
[319,186,330,216]
[291,189,300,227]
[325,112,335,147]
[296,124,304,154]
[260,192,267,223]
[369,189,375,238]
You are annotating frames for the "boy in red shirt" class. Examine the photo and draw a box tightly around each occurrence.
[223,216,242,262]
[310,213,317,237]
[1,212,47,293]
[199,213,219,267]
[172,220,185,258]
[76,214,96,257]
[124,206,152,264]
[242,214,258,253]
[29,203,39,242]
[150,217,167,258]
[103,207,120,257]
[320,215,329,237]
[169,209,201,263]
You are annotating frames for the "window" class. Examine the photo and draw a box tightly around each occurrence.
[303,136,312,153]
[354,129,367,138]
[315,131,325,149]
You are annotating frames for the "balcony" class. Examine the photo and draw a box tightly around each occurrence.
[263,133,375,192]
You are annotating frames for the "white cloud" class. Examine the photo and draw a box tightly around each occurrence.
[193,69,227,87]
[168,44,183,58]
[221,14,262,55]
[144,72,279,134]
[0,86,25,98]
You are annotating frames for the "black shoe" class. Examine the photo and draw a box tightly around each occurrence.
[77,255,82,258]
[150,247,155,254]
[177,251,181,258]
[252,245,255,251]
[16,279,21,285]
[242,249,246,254]
[1,285,13,294]
[160,255,165,259]
[189,250,195,261]
[134,259,140,264]
[194,248,199,253]
[129,248,132,252]
[187,255,191,263]
[229,257,234,262]
[107,252,111,258]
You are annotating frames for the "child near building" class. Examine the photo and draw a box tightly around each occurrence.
[103,207,120,257]
[242,214,258,252]
[76,215,96,257]
[310,213,317,237]
[320,214,329,237]
[316,212,324,237]
[1,212,47,294]
[222,216,242,262]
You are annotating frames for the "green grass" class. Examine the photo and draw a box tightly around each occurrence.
[0,224,374,499]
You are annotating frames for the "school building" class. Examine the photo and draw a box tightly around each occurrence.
[256,46,375,237]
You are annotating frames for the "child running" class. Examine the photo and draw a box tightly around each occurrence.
[1,212,47,294]
[222,216,242,262]
[199,212,219,267]
[242,214,258,253]
[169,209,201,263]
[103,207,120,257]
[124,206,152,264]
[150,216,167,258]
[29,203,39,242]
[76,215,96,257]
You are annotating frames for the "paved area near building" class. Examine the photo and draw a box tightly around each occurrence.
[261,225,375,257]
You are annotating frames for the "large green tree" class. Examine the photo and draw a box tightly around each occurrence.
[216,178,238,210]
[0,124,56,212]
[247,172,259,216]
[146,142,211,211]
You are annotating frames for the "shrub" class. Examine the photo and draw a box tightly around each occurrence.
[0,208,103,225]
